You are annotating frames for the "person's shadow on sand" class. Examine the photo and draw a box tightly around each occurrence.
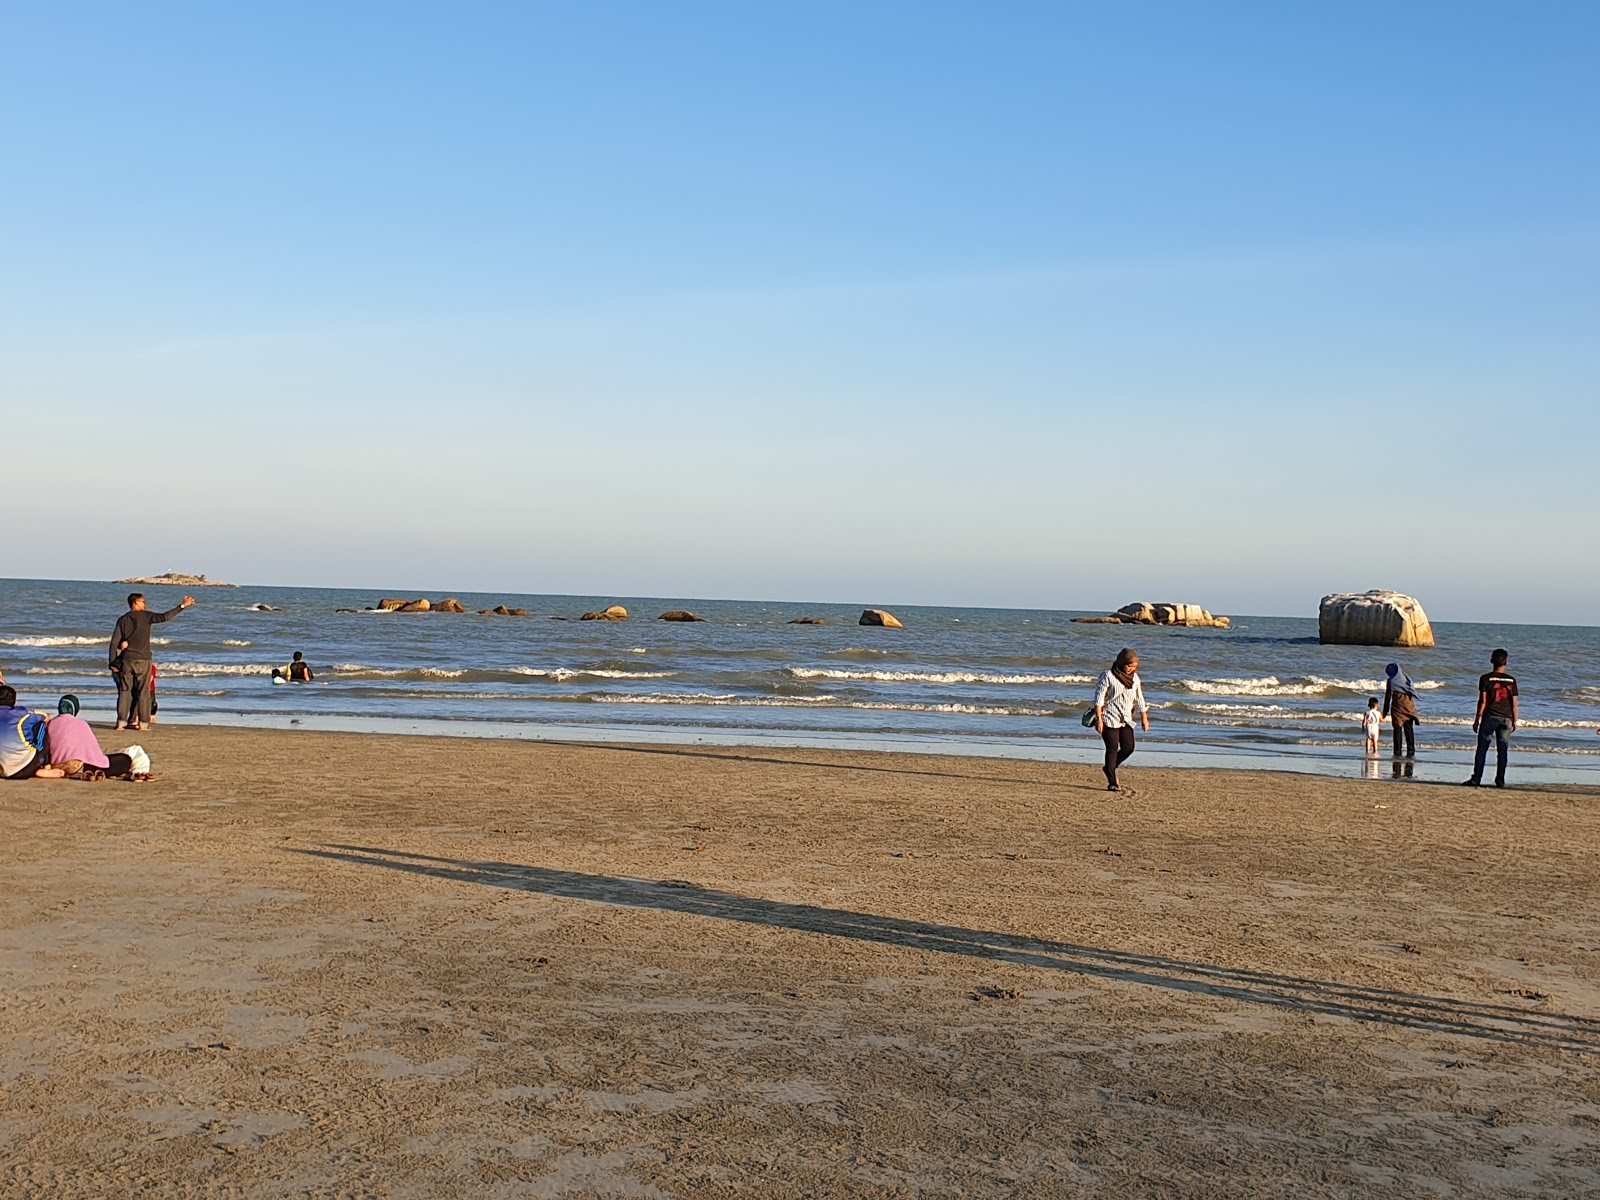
[294,844,1600,1054]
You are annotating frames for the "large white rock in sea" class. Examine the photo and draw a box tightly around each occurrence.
[1318,590,1435,648]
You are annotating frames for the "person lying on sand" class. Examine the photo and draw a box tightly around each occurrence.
[46,694,144,779]
[0,685,64,780]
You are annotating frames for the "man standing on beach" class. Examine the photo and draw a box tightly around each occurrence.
[1465,648,1519,788]
[109,592,194,730]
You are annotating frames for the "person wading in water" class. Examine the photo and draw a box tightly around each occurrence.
[1382,662,1421,758]
[1094,648,1150,793]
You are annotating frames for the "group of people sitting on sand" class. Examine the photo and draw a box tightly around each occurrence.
[0,686,152,782]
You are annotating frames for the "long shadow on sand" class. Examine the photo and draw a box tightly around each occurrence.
[554,741,1104,790]
[296,844,1600,1054]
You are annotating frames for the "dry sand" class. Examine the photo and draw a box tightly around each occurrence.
[3,725,1599,1198]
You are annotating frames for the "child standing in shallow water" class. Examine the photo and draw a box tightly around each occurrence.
[1362,697,1383,755]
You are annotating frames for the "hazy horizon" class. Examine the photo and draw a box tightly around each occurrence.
[5,574,1593,629]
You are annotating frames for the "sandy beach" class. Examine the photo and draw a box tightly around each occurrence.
[3,725,1599,1197]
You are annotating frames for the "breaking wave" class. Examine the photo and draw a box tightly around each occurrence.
[2,635,169,647]
[789,667,1095,685]
[1173,675,1445,698]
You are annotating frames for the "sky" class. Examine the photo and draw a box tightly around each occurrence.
[3,2,1596,622]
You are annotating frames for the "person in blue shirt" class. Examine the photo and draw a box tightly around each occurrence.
[0,686,61,780]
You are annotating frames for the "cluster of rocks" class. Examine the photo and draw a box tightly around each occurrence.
[339,592,1436,648]
[1073,603,1231,629]
[375,597,467,614]
[1318,590,1434,648]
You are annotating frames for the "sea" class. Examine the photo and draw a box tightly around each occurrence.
[4,579,1598,786]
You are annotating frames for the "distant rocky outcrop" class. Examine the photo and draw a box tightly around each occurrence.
[1318,590,1435,648]
[1072,603,1230,628]
[117,572,237,588]
[375,596,474,613]
[580,605,630,622]
[789,618,824,625]
[658,611,704,622]
[859,609,904,629]
[479,605,529,617]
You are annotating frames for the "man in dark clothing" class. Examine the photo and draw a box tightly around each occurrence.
[1465,648,1519,788]
[109,592,195,730]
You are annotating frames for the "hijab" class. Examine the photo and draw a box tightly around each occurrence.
[1385,662,1417,698]
[1112,648,1139,690]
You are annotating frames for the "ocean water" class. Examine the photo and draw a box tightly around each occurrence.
[4,578,1598,784]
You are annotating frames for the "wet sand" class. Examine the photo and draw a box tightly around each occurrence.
[3,725,1598,1197]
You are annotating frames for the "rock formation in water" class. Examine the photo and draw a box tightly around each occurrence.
[789,618,824,625]
[394,599,431,613]
[859,609,905,629]
[434,598,466,614]
[479,605,529,616]
[658,611,705,622]
[117,572,237,588]
[580,605,630,621]
[1318,590,1434,648]
[1072,603,1230,628]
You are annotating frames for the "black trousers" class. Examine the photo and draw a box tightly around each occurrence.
[2,750,46,780]
[1391,715,1415,756]
[1101,724,1136,784]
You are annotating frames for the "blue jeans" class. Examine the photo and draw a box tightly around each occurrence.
[1471,715,1512,786]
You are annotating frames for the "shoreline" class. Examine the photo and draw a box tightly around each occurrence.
[4,723,1598,1194]
[118,710,1600,790]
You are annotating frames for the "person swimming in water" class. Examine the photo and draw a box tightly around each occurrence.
[285,652,314,683]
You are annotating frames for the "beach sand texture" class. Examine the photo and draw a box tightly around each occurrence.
[3,727,1599,1197]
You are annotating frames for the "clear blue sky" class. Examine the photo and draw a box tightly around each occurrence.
[4,2,1596,621]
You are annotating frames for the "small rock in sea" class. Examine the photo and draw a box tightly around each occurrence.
[789,617,824,625]
[433,598,466,614]
[394,599,431,613]
[579,605,629,621]
[658,610,705,622]
[479,605,529,616]
[859,609,904,629]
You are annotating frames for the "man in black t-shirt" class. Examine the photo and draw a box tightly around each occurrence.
[1464,648,1519,788]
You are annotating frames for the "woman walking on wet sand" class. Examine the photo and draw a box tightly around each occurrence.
[1094,648,1150,792]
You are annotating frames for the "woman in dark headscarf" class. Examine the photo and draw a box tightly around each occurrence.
[1094,648,1150,792]
[1382,662,1420,756]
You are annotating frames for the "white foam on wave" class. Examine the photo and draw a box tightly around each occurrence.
[789,667,1095,686]
[1,635,101,647]
[590,692,1048,716]
[514,668,676,681]
[329,664,469,679]
[221,640,253,647]
[1174,675,1444,698]
[154,661,280,677]
[1427,716,1595,730]
[0,635,171,647]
